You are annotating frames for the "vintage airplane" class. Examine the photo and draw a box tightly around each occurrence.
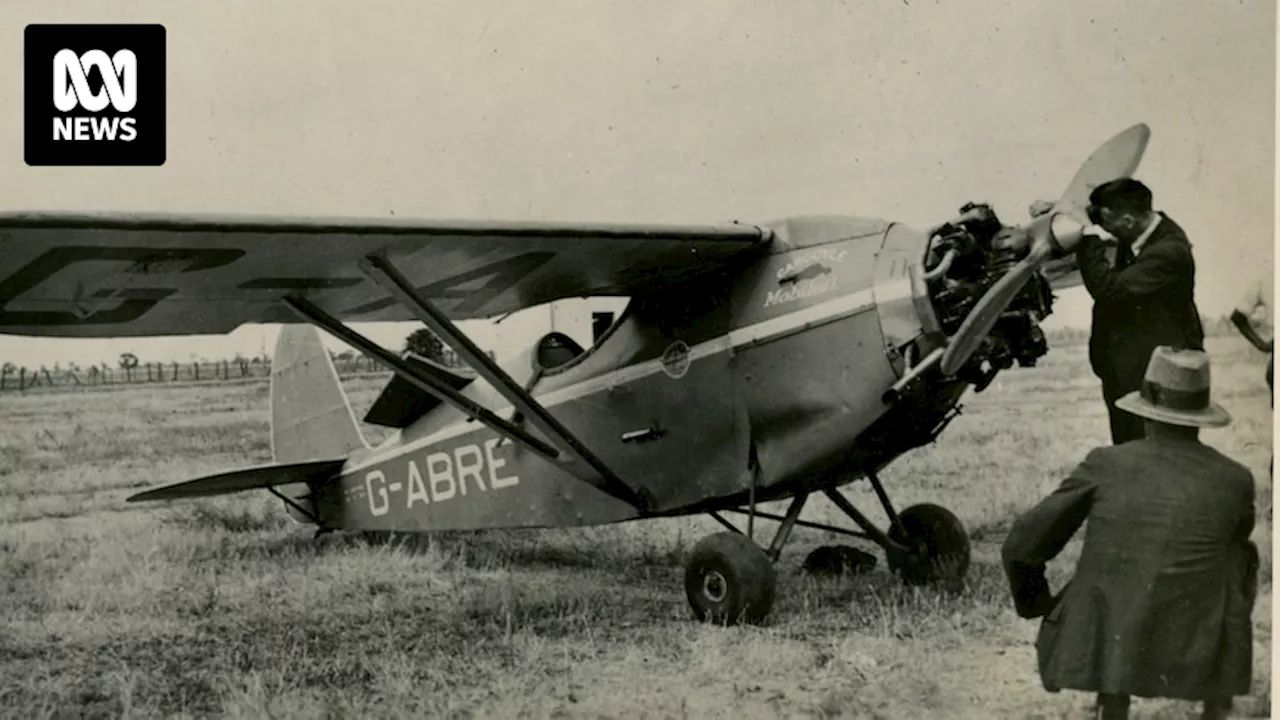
[0,124,1149,625]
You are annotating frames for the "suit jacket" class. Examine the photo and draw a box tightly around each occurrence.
[1001,437,1257,701]
[1077,213,1205,388]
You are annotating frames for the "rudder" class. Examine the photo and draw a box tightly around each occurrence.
[270,324,370,463]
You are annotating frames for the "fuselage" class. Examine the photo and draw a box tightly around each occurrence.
[308,215,982,532]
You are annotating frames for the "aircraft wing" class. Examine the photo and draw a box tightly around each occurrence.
[0,211,771,337]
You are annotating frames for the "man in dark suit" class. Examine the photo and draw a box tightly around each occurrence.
[1074,178,1205,443]
[1002,346,1257,720]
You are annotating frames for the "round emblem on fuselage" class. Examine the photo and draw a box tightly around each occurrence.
[661,341,691,379]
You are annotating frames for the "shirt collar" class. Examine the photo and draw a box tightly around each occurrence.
[1130,213,1162,255]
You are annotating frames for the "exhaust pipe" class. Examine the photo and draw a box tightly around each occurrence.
[922,248,957,281]
[882,347,944,405]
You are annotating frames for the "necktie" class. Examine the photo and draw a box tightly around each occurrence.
[1114,244,1134,270]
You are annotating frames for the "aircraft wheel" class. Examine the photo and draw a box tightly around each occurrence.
[886,503,970,589]
[684,532,776,625]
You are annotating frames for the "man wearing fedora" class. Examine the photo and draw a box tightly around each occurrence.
[1002,347,1258,719]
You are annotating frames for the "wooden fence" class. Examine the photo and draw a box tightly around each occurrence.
[0,346,487,393]
[1,355,366,392]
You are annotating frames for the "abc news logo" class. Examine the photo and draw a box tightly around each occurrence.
[54,49,140,142]
[25,24,166,166]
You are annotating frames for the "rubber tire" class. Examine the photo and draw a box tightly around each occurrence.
[886,503,971,587]
[684,532,776,626]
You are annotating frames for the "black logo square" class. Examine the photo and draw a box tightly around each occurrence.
[24,24,166,167]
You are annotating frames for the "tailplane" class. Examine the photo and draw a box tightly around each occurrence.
[270,324,370,463]
[127,459,347,503]
[126,324,362,519]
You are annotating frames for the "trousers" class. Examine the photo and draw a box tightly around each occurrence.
[1101,380,1146,445]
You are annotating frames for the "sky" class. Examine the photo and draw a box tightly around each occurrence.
[0,0,1274,368]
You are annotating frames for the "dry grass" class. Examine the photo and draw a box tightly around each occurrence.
[0,335,1271,719]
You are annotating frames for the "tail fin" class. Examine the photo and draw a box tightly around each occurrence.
[270,324,370,463]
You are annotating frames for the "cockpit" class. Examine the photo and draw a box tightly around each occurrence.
[532,331,587,372]
[522,298,631,379]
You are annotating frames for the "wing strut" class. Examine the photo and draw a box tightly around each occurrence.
[281,295,562,462]
[357,254,650,512]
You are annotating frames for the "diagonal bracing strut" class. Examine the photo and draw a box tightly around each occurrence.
[281,295,561,461]
[356,254,651,512]
[284,293,647,511]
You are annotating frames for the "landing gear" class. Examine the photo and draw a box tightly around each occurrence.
[886,503,970,588]
[683,466,971,625]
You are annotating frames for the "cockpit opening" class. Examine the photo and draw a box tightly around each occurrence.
[523,297,633,377]
[533,331,587,372]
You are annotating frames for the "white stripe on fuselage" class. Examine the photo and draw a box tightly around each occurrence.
[346,286,879,475]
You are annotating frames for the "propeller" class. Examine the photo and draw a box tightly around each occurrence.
[937,123,1152,378]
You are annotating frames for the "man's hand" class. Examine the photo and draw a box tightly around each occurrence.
[1029,199,1055,218]
[1231,309,1273,354]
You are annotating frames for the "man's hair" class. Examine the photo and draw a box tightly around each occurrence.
[1089,178,1153,214]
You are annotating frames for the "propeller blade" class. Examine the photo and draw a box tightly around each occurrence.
[939,258,1039,377]
[1054,122,1151,222]
[936,123,1151,377]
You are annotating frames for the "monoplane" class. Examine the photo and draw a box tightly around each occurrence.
[0,124,1149,624]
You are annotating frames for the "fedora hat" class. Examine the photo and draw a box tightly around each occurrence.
[1115,346,1231,428]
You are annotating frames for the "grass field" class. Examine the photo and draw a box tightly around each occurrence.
[0,334,1272,719]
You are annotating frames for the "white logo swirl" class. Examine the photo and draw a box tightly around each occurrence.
[53,49,137,113]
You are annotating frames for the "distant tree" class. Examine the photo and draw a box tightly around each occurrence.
[327,349,354,374]
[404,328,447,363]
